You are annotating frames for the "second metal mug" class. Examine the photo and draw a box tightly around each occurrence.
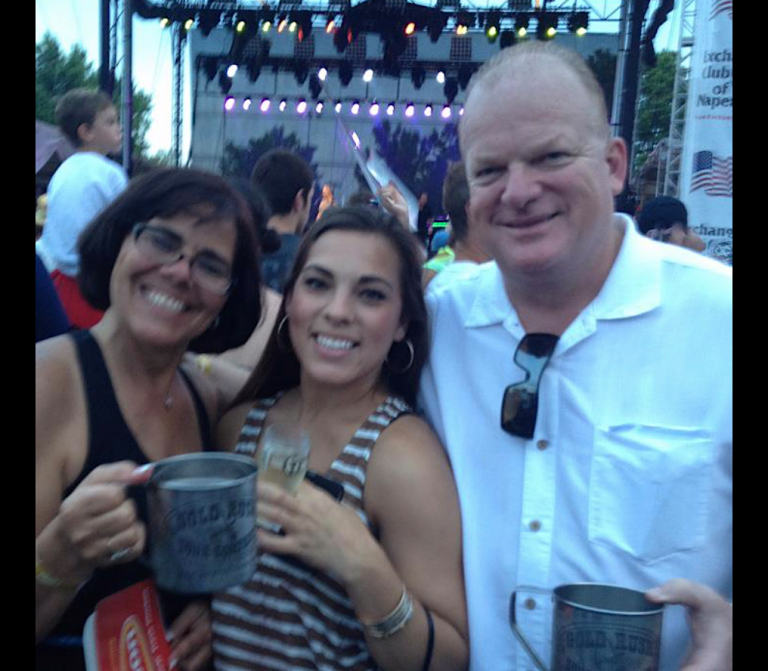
[510,583,664,671]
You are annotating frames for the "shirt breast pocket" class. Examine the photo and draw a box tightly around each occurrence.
[588,424,714,565]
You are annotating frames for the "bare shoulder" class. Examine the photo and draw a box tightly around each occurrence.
[365,412,457,517]
[214,400,258,452]
[36,335,81,433]
[36,335,88,512]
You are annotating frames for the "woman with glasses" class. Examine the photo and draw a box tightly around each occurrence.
[211,206,468,671]
[35,168,263,671]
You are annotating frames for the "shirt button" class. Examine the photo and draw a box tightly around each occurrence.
[529,520,542,532]
[536,440,549,450]
[524,598,536,610]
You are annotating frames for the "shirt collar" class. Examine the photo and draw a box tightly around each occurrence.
[464,214,662,328]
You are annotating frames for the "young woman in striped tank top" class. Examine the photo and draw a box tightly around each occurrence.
[212,206,468,670]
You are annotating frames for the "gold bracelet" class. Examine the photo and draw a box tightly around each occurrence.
[35,550,82,591]
[195,354,213,377]
[361,587,414,639]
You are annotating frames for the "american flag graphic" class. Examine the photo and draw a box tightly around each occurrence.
[710,0,732,20]
[690,151,733,197]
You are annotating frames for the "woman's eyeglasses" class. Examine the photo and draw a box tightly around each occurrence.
[132,223,234,296]
[501,333,559,439]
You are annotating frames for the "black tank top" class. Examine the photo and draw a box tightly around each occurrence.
[36,330,214,671]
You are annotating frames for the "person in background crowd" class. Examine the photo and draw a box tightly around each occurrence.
[422,160,491,291]
[419,41,732,671]
[638,195,706,252]
[36,168,263,671]
[36,88,128,329]
[36,252,70,342]
[416,191,433,248]
[252,149,315,293]
[212,206,468,671]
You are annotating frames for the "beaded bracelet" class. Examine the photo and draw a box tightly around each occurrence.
[361,587,414,639]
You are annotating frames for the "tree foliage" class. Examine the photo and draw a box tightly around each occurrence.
[36,32,154,160]
[633,50,677,170]
[220,126,318,180]
[369,120,461,213]
[586,49,617,115]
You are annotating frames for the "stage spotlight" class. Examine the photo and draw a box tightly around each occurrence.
[294,60,309,85]
[224,96,235,111]
[325,17,336,33]
[457,64,473,90]
[279,99,287,112]
[183,17,195,32]
[459,106,464,116]
[363,69,374,83]
[515,14,529,38]
[318,67,328,81]
[309,73,323,100]
[405,103,415,118]
[485,11,500,43]
[289,21,297,33]
[499,30,516,49]
[316,102,324,114]
[226,63,238,78]
[351,101,360,115]
[159,17,171,29]
[387,102,395,116]
[335,101,342,113]
[339,61,354,87]
[427,11,448,43]
[436,71,445,84]
[297,100,308,114]
[568,11,589,36]
[202,57,219,82]
[455,12,473,35]
[537,13,558,40]
[404,21,417,36]
[262,20,271,33]
[277,17,288,33]
[218,70,233,94]
[242,97,252,111]
[369,101,380,116]
[260,98,271,112]
[411,65,426,89]
[441,105,452,119]
[199,11,220,37]
[424,104,433,117]
[444,77,459,104]
[236,20,246,33]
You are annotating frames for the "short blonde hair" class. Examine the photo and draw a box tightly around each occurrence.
[460,42,610,148]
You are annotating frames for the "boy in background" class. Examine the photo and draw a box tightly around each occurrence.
[36,88,127,329]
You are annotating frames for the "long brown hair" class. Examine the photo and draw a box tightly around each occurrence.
[232,205,428,408]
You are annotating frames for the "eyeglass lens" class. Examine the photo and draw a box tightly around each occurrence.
[135,224,232,295]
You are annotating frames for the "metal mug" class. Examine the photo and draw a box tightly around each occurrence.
[146,453,258,593]
[510,583,664,671]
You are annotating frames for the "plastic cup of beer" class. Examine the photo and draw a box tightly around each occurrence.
[257,423,310,495]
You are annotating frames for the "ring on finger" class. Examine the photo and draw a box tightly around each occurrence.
[107,536,132,563]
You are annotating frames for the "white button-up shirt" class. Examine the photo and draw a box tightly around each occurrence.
[419,215,732,671]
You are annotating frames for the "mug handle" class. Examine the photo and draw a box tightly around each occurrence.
[509,587,551,671]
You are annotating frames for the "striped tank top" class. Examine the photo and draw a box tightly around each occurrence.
[212,394,411,671]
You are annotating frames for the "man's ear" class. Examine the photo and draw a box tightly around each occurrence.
[292,188,307,214]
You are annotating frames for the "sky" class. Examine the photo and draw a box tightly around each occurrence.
[36,0,682,159]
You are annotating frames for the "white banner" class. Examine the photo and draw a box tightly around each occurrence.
[679,0,733,264]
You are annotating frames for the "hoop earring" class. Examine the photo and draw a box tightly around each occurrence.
[276,315,293,353]
[386,338,415,375]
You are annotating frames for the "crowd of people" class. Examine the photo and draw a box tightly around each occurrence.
[36,41,731,671]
